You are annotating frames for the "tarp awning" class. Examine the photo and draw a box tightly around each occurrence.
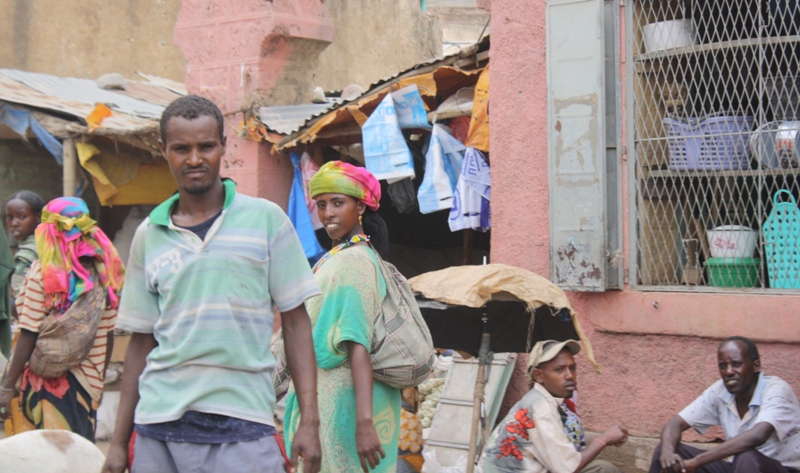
[409,263,599,370]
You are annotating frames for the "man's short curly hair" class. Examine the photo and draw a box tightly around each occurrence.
[160,95,225,142]
[722,336,760,363]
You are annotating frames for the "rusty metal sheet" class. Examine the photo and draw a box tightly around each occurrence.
[0,69,164,119]
[136,72,188,96]
[0,73,156,134]
[258,101,343,135]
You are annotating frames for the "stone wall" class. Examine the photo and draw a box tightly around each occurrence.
[0,0,185,81]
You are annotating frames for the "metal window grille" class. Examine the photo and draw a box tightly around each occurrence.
[629,0,800,290]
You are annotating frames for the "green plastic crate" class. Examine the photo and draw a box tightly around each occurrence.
[705,257,761,288]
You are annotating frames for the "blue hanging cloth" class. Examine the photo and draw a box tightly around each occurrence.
[288,152,326,265]
[0,103,63,162]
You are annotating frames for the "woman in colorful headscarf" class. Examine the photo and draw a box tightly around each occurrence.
[0,197,124,442]
[284,161,399,472]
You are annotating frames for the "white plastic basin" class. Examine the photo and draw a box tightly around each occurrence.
[707,226,758,258]
[643,20,697,53]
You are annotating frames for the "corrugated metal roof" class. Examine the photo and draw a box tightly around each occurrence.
[258,101,343,135]
[258,35,489,140]
[0,69,188,142]
[136,72,188,96]
[0,69,165,119]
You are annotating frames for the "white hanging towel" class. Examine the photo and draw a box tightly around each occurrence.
[418,124,465,214]
[449,147,491,232]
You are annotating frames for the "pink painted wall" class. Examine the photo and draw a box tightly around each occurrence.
[173,0,333,199]
[490,0,800,438]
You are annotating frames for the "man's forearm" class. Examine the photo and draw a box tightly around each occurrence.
[282,306,320,425]
[660,416,688,454]
[108,332,157,449]
[690,423,774,468]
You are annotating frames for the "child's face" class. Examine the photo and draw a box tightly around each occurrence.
[5,199,40,242]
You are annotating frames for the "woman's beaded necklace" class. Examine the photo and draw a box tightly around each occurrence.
[312,234,369,273]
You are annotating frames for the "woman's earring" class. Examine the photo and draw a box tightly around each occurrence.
[359,215,363,225]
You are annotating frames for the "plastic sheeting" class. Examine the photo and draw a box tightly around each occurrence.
[75,142,177,206]
[417,125,464,214]
[448,148,490,232]
[363,93,417,181]
[0,103,63,161]
[465,66,489,152]
[288,153,325,264]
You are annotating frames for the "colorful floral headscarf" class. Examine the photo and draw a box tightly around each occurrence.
[308,161,381,211]
[35,197,125,313]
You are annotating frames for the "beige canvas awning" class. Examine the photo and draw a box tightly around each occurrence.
[409,263,599,371]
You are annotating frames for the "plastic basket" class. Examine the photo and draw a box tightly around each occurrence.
[762,190,800,288]
[705,257,761,288]
[664,115,754,170]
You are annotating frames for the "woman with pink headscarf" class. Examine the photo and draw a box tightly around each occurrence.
[283,161,399,472]
[0,197,124,442]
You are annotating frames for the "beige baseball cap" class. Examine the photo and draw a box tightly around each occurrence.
[526,339,581,373]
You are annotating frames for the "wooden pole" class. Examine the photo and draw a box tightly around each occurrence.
[462,229,474,266]
[466,328,490,473]
[62,138,77,197]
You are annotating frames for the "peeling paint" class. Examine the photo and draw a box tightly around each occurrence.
[552,93,599,189]
[553,237,602,286]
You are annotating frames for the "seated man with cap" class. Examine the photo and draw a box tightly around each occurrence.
[481,340,628,473]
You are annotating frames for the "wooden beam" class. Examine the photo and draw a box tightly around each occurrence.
[62,138,77,197]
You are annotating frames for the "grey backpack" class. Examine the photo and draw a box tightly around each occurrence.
[369,249,435,389]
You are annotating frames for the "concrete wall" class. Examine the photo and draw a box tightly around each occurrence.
[173,0,334,198]
[174,0,442,200]
[313,0,442,92]
[0,0,185,81]
[490,0,800,439]
[0,141,63,206]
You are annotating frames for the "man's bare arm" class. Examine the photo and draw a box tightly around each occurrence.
[658,415,692,472]
[684,422,774,471]
[282,305,322,473]
[101,332,157,473]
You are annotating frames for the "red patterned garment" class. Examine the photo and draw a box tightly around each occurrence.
[481,384,583,473]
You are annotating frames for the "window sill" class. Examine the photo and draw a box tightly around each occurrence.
[589,290,800,344]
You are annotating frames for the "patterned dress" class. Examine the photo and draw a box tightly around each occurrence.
[284,245,401,473]
[11,261,116,442]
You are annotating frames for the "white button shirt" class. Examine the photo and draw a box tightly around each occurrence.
[679,373,800,469]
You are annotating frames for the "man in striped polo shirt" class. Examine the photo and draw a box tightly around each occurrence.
[102,95,323,473]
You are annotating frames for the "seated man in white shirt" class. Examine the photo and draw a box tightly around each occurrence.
[481,340,628,473]
[650,336,800,473]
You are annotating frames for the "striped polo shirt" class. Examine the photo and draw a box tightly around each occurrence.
[116,179,320,426]
[16,260,116,401]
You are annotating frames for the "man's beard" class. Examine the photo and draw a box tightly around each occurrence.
[183,181,214,195]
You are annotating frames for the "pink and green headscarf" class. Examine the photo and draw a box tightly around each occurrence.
[35,197,125,313]
[308,161,381,210]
